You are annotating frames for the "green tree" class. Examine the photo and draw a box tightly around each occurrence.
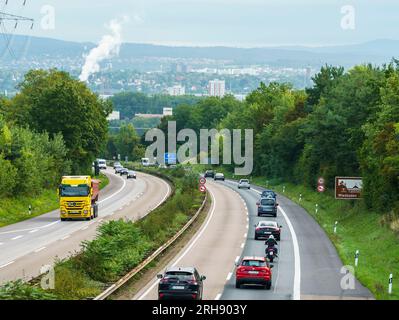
[10,69,112,173]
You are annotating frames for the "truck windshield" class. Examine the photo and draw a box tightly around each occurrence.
[60,185,89,197]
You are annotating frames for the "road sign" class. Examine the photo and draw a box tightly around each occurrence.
[335,177,363,199]
[317,185,325,193]
[318,177,325,185]
[199,185,206,193]
[199,177,206,185]
[164,153,177,165]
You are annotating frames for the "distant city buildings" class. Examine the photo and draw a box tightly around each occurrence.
[135,107,173,119]
[167,85,186,96]
[107,111,120,121]
[208,79,226,97]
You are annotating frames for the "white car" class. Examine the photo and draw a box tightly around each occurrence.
[97,159,107,170]
[238,179,251,189]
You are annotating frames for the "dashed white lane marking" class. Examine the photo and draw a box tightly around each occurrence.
[244,233,247,238]
[253,188,301,300]
[246,224,249,229]
[137,187,217,300]
[34,247,46,253]
[215,293,222,300]
[81,226,89,231]
[240,242,245,249]
[0,261,15,269]
[0,242,4,246]
[61,235,70,240]
[226,272,233,281]
[235,256,240,264]
[11,235,23,241]
[0,221,60,236]
[98,219,104,223]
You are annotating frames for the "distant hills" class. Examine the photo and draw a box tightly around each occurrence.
[1,34,398,68]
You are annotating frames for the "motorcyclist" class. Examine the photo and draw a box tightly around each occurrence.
[265,235,278,255]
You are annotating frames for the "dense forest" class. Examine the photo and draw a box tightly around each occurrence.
[0,70,111,198]
[151,61,399,214]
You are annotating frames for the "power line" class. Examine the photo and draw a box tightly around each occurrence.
[0,1,34,60]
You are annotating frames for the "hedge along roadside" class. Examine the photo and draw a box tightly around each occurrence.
[0,168,204,300]
[94,189,208,300]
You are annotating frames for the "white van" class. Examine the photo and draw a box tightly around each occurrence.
[98,159,107,170]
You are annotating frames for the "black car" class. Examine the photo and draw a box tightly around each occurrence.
[157,267,206,300]
[119,168,129,176]
[261,190,277,200]
[257,197,278,217]
[254,221,282,240]
[204,170,215,178]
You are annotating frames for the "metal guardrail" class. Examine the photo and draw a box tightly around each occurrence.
[94,191,208,300]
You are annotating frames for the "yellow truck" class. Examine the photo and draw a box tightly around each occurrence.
[58,176,100,221]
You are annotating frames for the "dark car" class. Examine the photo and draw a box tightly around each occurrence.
[114,165,123,174]
[119,168,129,176]
[214,173,225,181]
[254,221,282,240]
[204,170,215,178]
[157,267,206,300]
[261,190,277,200]
[257,198,278,217]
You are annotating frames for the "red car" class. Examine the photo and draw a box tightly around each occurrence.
[235,256,273,290]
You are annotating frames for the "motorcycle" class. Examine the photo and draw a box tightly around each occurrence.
[265,245,278,263]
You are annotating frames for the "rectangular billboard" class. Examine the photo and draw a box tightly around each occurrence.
[335,177,363,199]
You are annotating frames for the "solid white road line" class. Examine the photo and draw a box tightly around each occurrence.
[0,242,4,246]
[0,261,15,269]
[235,256,240,264]
[240,242,245,249]
[61,235,70,240]
[137,187,217,300]
[215,293,222,300]
[252,188,301,300]
[81,226,89,231]
[97,171,127,204]
[34,247,46,253]
[226,272,233,281]
[11,235,23,241]
[29,229,39,234]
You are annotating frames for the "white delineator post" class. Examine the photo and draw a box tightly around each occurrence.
[29,205,32,215]
[334,221,338,234]
[299,194,302,202]
[355,250,359,267]
[389,274,393,295]
[282,186,286,193]
[315,204,318,214]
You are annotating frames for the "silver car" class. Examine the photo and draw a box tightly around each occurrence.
[127,170,137,179]
[238,179,251,189]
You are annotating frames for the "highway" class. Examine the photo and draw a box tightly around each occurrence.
[133,178,374,301]
[0,168,171,285]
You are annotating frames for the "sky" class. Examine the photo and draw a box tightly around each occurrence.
[2,0,399,47]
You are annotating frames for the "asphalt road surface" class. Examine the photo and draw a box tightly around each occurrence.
[0,168,171,284]
[133,178,373,301]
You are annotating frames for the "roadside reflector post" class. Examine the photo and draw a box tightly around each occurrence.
[355,250,359,267]
[299,194,302,202]
[266,180,269,188]
[315,204,318,214]
[389,274,393,295]
[282,186,286,193]
[334,221,338,234]
[29,205,32,215]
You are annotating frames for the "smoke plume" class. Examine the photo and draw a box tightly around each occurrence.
[79,18,126,82]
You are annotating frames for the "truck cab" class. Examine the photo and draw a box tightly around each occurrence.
[58,176,100,221]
